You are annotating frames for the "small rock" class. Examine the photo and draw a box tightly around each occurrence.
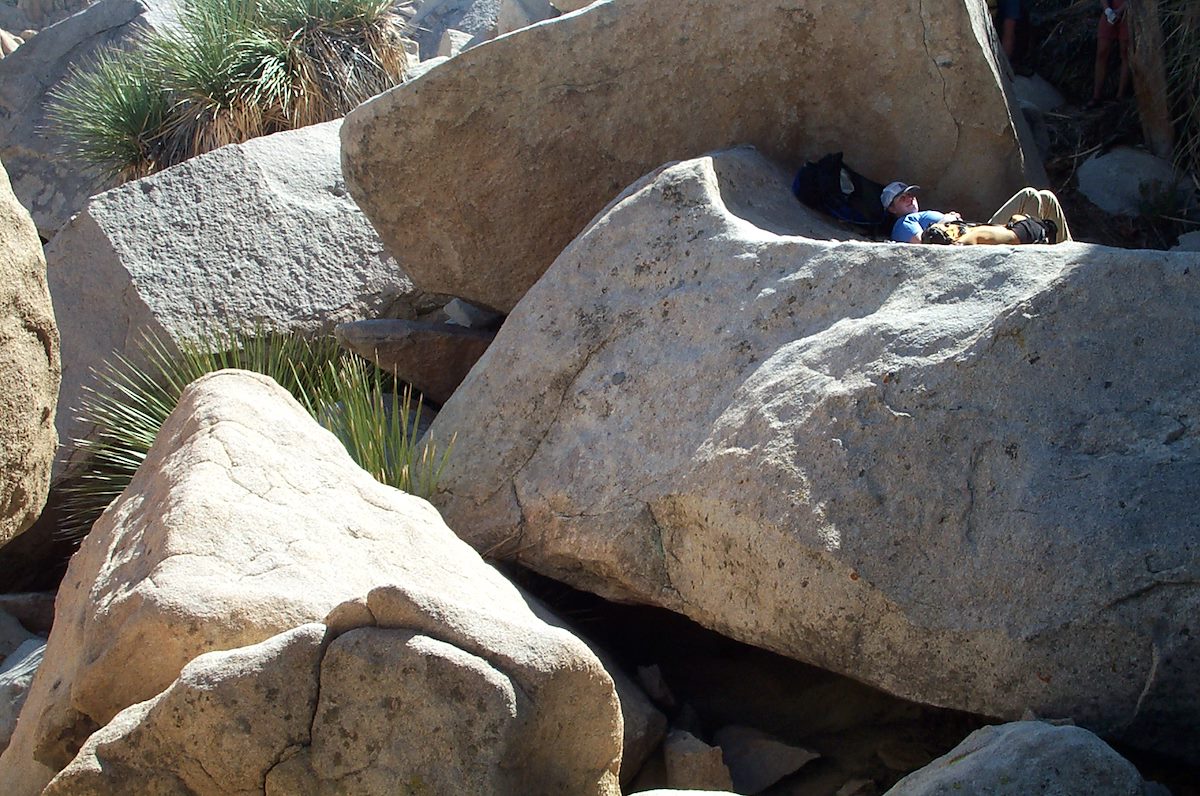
[663,730,733,792]
[1077,146,1187,216]
[883,721,1147,795]
[436,27,474,57]
[1011,73,1065,113]
[444,297,503,329]
[1172,230,1200,252]
[714,724,819,794]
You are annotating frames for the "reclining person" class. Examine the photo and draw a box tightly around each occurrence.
[881,182,1072,244]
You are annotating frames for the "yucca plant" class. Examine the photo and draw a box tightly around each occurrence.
[48,0,408,180]
[60,327,452,542]
[46,47,172,181]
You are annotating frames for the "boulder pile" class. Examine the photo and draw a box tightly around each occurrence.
[343,0,1044,311]
[426,146,1200,763]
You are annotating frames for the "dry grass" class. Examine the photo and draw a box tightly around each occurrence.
[48,0,408,180]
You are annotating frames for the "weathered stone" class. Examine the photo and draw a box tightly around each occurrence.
[0,160,59,548]
[497,0,557,34]
[594,649,665,786]
[0,639,44,755]
[51,613,621,795]
[335,318,494,404]
[1011,73,1065,112]
[44,624,327,796]
[883,722,1146,795]
[444,297,503,329]
[425,146,1200,762]
[713,724,819,794]
[0,593,55,636]
[7,0,94,30]
[1077,146,1186,216]
[549,0,591,11]
[436,26,474,56]
[0,0,178,238]
[47,119,440,472]
[0,610,36,663]
[0,369,621,795]
[663,730,733,791]
[410,0,498,60]
[1173,230,1200,252]
[343,0,1044,312]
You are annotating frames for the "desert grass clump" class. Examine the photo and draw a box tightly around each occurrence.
[48,0,407,181]
[1160,0,1200,179]
[60,327,452,541]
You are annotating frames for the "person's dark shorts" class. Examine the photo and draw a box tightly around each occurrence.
[999,0,1021,19]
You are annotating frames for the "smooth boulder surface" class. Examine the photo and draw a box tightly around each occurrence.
[343,0,1043,312]
[0,160,59,547]
[0,369,621,795]
[426,147,1200,762]
[47,119,441,471]
[1077,146,1186,216]
[883,721,1146,795]
[0,0,178,238]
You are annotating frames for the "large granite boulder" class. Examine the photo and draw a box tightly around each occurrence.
[0,0,178,238]
[342,0,1044,312]
[0,160,60,547]
[425,147,1200,762]
[47,614,621,794]
[883,721,1146,795]
[0,369,621,794]
[47,119,442,471]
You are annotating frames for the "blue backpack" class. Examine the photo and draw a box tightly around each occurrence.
[792,153,889,238]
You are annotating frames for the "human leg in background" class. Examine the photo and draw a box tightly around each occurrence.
[1093,22,1114,103]
[1093,0,1130,103]
[1116,32,1130,99]
[988,188,1073,242]
[999,0,1021,58]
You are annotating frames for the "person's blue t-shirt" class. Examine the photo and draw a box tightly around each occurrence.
[892,210,947,243]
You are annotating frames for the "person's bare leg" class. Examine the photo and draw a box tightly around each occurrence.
[1002,18,1017,58]
[1117,38,1130,98]
[1093,36,1112,101]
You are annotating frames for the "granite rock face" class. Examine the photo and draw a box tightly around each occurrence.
[0,370,621,794]
[0,160,59,547]
[46,120,441,471]
[343,0,1043,311]
[426,147,1200,762]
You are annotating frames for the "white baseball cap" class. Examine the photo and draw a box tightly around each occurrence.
[881,181,920,210]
